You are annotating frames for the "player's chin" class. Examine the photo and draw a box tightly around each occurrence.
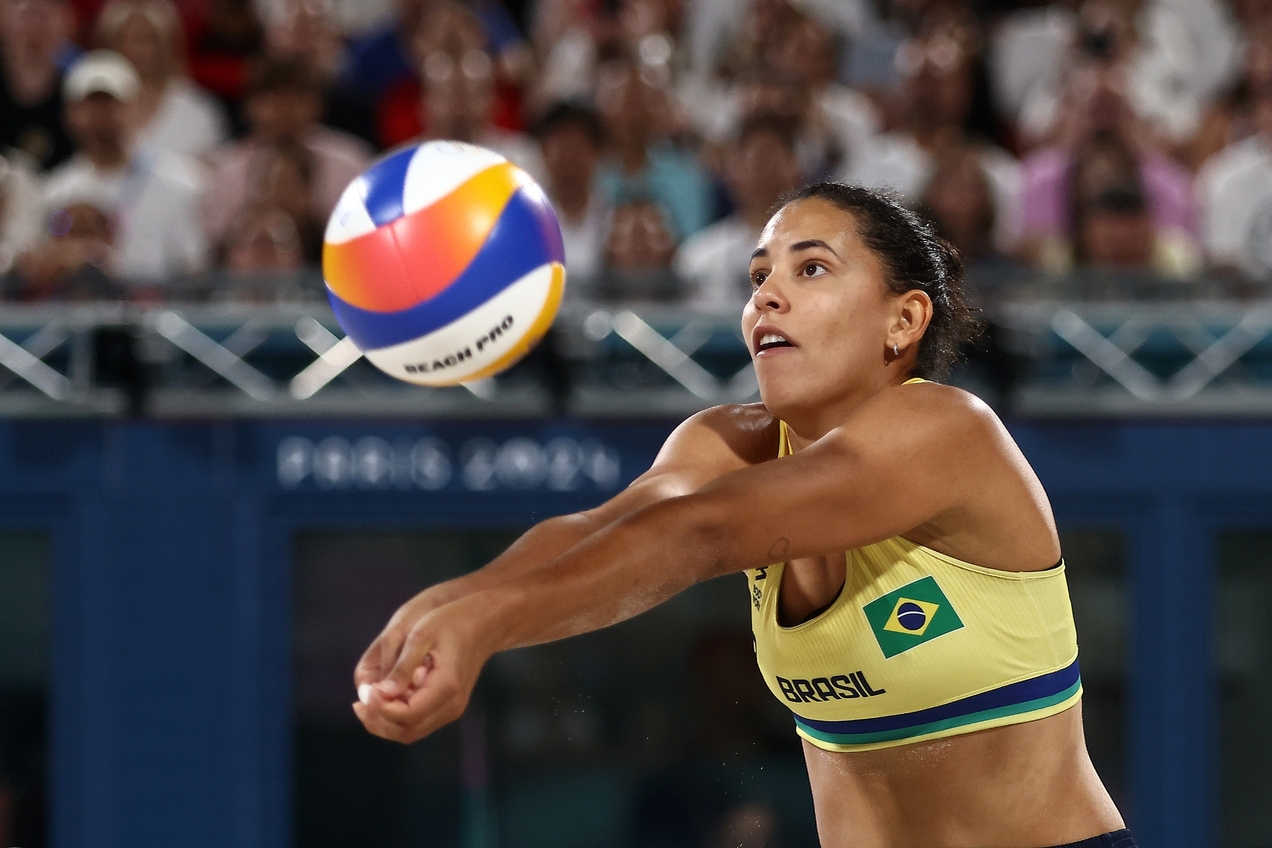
[755,366,800,399]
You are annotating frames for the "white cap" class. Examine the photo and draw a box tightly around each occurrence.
[63,50,141,103]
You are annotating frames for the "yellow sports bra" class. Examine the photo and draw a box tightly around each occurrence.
[748,393,1081,752]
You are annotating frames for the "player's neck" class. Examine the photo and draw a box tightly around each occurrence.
[780,380,890,451]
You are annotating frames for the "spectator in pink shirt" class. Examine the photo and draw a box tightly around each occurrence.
[1017,54,1197,270]
[203,57,372,260]
[1063,133,1200,276]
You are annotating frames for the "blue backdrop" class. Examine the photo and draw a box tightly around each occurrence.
[0,418,1264,848]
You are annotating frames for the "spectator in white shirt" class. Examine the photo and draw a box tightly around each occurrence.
[0,151,43,275]
[1197,83,1272,281]
[674,114,803,310]
[1187,15,1272,172]
[534,102,610,299]
[42,50,208,283]
[95,0,229,159]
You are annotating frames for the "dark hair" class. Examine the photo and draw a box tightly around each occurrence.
[736,112,797,153]
[778,183,982,379]
[247,57,320,98]
[533,101,605,146]
[1088,182,1146,215]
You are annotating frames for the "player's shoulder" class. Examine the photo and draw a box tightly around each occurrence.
[897,378,991,412]
[853,379,1001,441]
[668,403,781,466]
[687,402,780,440]
[687,401,777,430]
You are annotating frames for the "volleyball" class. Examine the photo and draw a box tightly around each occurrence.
[322,141,566,386]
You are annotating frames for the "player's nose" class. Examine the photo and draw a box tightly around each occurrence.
[750,276,789,314]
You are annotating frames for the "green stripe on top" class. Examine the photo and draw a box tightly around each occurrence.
[794,679,1083,747]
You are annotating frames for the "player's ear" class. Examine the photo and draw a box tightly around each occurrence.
[890,289,932,348]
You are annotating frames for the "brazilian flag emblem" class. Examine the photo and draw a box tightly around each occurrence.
[863,576,964,658]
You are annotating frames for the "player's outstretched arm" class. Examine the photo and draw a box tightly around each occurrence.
[355,385,993,744]
[352,404,776,704]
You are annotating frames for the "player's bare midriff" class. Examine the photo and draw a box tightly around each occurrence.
[802,705,1124,848]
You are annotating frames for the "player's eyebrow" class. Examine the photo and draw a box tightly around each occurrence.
[750,239,840,260]
[789,239,840,257]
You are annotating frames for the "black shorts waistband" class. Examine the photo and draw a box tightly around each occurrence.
[1049,829,1136,848]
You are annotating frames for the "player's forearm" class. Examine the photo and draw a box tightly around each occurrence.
[471,494,738,653]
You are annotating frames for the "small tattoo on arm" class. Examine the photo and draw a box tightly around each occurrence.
[767,538,789,560]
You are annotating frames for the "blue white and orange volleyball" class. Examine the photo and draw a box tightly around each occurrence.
[322,141,566,386]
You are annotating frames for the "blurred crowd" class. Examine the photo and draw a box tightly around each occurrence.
[1,0,1271,305]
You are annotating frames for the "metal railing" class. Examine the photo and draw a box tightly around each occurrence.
[4,271,1272,418]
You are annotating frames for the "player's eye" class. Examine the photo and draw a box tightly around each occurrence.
[802,262,827,278]
[750,270,768,289]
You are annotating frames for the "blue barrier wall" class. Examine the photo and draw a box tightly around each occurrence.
[1,418,1267,848]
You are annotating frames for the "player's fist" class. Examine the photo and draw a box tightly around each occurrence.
[352,595,495,744]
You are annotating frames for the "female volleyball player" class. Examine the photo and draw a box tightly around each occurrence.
[353,184,1133,848]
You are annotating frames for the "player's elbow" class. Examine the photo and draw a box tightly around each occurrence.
[652,491,742,580]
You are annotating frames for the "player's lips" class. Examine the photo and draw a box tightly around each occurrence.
[752,324,797,355]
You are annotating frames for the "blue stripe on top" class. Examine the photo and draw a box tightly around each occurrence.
[329,185,565,351]
[795,658,1081,736]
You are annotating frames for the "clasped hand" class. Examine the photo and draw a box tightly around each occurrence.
[352,591,493,744]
